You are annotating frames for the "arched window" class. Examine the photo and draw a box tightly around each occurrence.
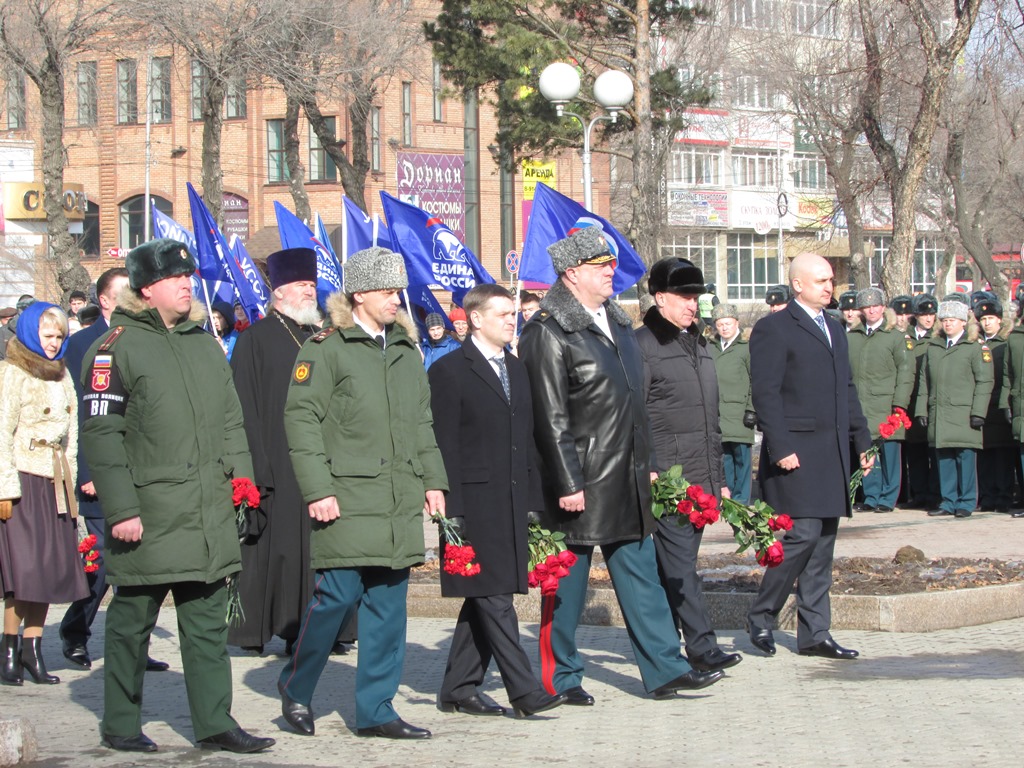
[119,194,172,249]
[76,200,101,258]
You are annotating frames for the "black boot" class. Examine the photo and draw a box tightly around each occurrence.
[20,636,59,684]
[1,633,23,686]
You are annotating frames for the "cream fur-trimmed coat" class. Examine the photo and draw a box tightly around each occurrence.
[0,336,77,501]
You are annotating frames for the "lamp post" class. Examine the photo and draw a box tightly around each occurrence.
[538,63,634,211]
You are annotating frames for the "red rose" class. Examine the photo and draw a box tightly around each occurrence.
[879,423,896,439]
[685,485,703,501]
[528,571,540,588]
[557,550,578,568]
[676,499,694,515]
[768,514,793,532]
[533,561,550,578]
[689,509,705,528]
[757,541,785,568]
[697,492,717,511]
[702,507,720,525]
[540,575,560,595]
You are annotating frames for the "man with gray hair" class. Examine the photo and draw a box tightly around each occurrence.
[847,287,913,512]
[277,246,448,739]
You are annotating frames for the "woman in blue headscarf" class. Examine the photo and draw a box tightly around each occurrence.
[0,302,88,686]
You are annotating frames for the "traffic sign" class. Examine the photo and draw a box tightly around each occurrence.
[505,250,520,274]
[106,247,129,259]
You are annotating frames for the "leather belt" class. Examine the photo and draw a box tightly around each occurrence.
[29,438,78,519]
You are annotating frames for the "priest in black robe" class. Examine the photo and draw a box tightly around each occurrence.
[228,248,354,652]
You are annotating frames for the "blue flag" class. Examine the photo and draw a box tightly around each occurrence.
[273,202,343,306]
[401,284,453,340]
[314,213,344,298]
[342,196,375,257]
[520,182,646,294]
[150,202,232,306]
[187,183,269,323]
[379,191,494,305]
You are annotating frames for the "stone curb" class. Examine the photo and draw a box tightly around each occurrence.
[408,581,1024,633]
[0,719,36,767]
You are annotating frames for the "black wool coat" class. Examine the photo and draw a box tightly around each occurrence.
[428,339,542,598]
[750,301,871,519]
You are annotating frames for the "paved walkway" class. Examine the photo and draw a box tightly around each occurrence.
[4,609,1023,767]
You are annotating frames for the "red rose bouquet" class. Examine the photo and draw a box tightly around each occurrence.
[78,533,100,574]
[652,464,786,568]
[432,512,482,577]
[849,407,913,503]
[527,522,578,596]
[225,477,262,625]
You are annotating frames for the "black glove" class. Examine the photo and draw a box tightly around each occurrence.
[742,410,757,429]
[918,415,928,428]
[1005,408,1013,424]
[970,415,985,430]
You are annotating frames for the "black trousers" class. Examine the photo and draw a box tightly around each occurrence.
[652,518,717,657]
[747,517,839,649]
[439,594,541,703]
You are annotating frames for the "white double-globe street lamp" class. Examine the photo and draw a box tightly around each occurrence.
[538,62,634,211]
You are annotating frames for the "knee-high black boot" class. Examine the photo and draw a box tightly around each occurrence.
[1,633,23,686]
[20,636,59,684]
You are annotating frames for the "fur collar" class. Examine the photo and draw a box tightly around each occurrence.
[936,322,980,344]
[539,278,631,334]
[715,327,751,345]
[4,336,66,381]
[642,306,706,346]
[325,292,419,344]
[117,287,209,326]
[848,311,899,334]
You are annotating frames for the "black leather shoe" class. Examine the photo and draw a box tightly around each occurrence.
[198,727,275,753]
[357,718,431,739]
[798,637,859,660]
[438,692,505,716]
[511,690,567,718]
[688,647,742,672]
[146,657,169,672]
[331,640,352,655]
[1012,510,1024,518]
[749,627,776,656]
[101,732,158,753]
[853,503,875,512]
[953,509,973,518]
[63,643,91,669]
[875,505,894,512]
[927,508,953,516]
[652,669,724,699]
[280,687,315,735]
[561,685,595,706]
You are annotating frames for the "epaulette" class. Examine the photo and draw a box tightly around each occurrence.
[310,327,338,343]
[98,325,126,352]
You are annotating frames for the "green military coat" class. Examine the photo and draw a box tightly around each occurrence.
[284,294,448,571]
[917,328,995,450]
[999,324,1024,442]
[709,331,754,445]
[979,332,1013,448]
[903,328,932,444]
[79,294,252,587]
[846,319,914,439]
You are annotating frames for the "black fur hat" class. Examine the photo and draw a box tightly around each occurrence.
[127,238,196,290]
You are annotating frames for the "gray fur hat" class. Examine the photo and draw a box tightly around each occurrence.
[711,303,738,322]
[547,226,615,275]
[937,300,969,322]
[344,247,408,293]
[941,292,969,306]
[856,287,885,308]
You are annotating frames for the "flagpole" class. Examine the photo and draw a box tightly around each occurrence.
[340,196,349,264]
[511,279,523,356]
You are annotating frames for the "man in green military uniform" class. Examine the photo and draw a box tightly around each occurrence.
[838,290,860,330]
[709,304,755,503]
[903,294,939,508]
[974,299,1014,512]
[277,246,448,739]
[999,293,1024,518]
[917,300,994,518]
[80,239,274,754]
[847,288,913,512]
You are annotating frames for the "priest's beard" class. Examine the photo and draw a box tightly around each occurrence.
[275,297,321,327]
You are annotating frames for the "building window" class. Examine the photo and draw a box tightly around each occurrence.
[731,150,779,188]
[401,81,412,146]
[116,59,138,124]
[661,232,718,283]
[267,119,287,183]
[727,233,778,300]
[191,60,208,121]
[731,75,779,110]
[225,76,247,119]
[432,60,444,122]
[791,0,838,38]
[792,153,829,191]
[6,73,25,130]
[729,0,779,30]
[77,62,98,127]
[76,201,101,258]
[119,195,172,249]
[870,235,943,294]
[309,117,337,182]
[370,106,381,172]
[669,145,722,186]
[149,57,172,123]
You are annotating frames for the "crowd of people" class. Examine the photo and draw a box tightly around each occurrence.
[0,234,1021,756]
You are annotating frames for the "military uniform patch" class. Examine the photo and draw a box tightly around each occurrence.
[310,327,337,343]
[293,361,314,384]
[83,351,128,419]
[982,345,992,363]
[906,338,914,350]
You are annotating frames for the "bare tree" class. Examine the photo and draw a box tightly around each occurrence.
[858,0,983,298]
[0,0,120,295]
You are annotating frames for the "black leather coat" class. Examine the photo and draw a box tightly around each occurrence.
[636,308,725,497]
[518,280,656,546]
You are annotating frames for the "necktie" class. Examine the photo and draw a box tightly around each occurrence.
[374,334,385,350]
[866,327,874,337]
[493,355,510,400]
[814,313,831,347]
[947,339,953,350]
